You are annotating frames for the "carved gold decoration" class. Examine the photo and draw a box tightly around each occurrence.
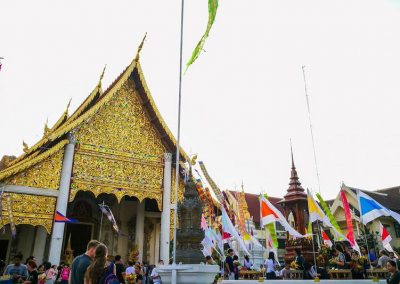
[170,208,175,241]
[0,192,56,234]
[129,244,140,263]
[190,154,198,166]
[70,78,166,209]
[136,62,189,161]
[0,140,67,188]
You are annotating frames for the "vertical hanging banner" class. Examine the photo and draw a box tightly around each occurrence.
[340,190,355,246]
[316,192,343,236]
[185,0,219,73]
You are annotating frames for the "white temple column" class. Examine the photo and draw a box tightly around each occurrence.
[48,133,75,265]
[154,222,161,264]
[135,200,145,263]
[160,153,172,263]
[32,226,47,265]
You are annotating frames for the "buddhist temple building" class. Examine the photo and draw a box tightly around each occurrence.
[0,41,187,266]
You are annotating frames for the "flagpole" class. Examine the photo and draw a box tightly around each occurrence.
[311,231,318,280]
[98,201,105,241]
[171,0,185,283]
[362,223,373,270]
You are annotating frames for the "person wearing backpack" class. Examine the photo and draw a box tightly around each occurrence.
[59,264,70,284]
[84,244,118,284]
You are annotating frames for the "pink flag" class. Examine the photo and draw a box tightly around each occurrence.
[340,190,356,247]
[201,213,208,230]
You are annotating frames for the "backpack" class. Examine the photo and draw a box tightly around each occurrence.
[100,263,119,284]
[60,267,70,280]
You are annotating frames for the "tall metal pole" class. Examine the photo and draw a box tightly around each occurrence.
[302,66,321,194]
[172,0,185,283]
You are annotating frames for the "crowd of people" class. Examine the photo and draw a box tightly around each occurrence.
[0,240,163,284]
[204,243,400,283]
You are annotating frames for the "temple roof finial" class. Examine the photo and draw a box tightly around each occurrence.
[290,138,295,169]
[66,98,72,112]
[135,33,147,62]
[97,65,107,88]
[43,118,50,137]
[285,141,306,195]
[22,141,29,153]
[241,180,244,192]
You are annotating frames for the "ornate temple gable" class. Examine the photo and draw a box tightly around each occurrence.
[0,140,67,189]
[0,192,56,234]
[70,78,166,210]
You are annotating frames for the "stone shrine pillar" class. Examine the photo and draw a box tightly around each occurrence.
[160,153,172,263]
[135,200,145,263]
[48,133,76,265]
[175,172,204,264]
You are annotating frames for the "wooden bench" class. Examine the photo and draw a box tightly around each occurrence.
[328,269,352,279]
[367,268,389,279]
[239,270,262,280]
[283,269,304,279]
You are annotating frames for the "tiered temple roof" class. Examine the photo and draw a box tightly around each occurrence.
[0,38,189,183]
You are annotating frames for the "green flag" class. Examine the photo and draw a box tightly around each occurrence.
[315,192,343,236]
[185,0,218,72]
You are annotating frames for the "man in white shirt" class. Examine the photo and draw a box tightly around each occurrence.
[125,261,135,275]
[150,260,164,284]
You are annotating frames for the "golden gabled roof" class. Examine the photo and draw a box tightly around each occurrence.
[0,140,68,181]
[0,38,189,181]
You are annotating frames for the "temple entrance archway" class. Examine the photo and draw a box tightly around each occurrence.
[64,222,93,258]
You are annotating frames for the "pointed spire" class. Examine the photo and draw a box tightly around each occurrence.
[22,141,29,153]
[290,140,295,169]
[286,143,306,196]
[97,65,107,88]
[43,118,51,137]
[66,98,72,114]
[134,33,147,62]
[241,180,244,193]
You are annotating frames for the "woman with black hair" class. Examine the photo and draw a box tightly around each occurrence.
[264,252,277,279]
[386,260,400,284]
[333,244,346,269]
[295,248,305,271]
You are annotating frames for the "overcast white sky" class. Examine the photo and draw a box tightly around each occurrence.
[1,0,400,199]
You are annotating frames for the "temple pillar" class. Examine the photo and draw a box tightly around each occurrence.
[154,222,161,264]
[135,200,145,263]
[32,226,47,265]
[160,153,172,263]
[48,133,75,265]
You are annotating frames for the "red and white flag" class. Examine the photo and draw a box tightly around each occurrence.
[379,222,399,258]
[380,222,392,247]
[260,196,309,238]
[321,227,333,248]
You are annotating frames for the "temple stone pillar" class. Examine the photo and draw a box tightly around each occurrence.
[135,201,145,263]
[160,153,172,263]
[32,226,48,265]
[48,133,75,265]
[154,222,161,264]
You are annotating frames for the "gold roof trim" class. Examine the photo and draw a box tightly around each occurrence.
[0,139,68,181]
[136,62,189,161]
